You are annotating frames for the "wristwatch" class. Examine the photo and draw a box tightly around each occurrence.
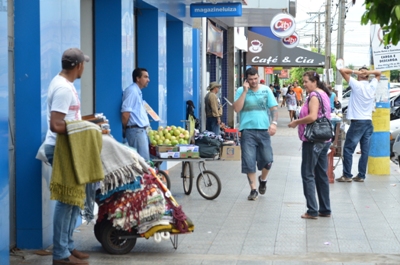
[272,121,278,125]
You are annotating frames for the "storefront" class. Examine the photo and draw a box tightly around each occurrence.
[4,0,200,253]
[1,0,294,259]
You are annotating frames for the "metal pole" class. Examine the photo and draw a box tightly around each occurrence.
[314,21,317,48]
[325,0,331,73]
[335,0,346,88]
[318,13,321,53]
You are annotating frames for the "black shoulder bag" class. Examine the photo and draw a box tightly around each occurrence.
[304,92,334,142]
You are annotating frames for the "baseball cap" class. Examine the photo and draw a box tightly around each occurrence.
[260,79,265,84]
[207,81,221,90]
[62,48,90,69]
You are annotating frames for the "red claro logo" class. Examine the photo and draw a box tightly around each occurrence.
[282,32,299,49]
[270,13,296,38]
[274,19,293,32]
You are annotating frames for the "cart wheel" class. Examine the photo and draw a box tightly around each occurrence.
[196,170,221,200]
[182,162,193,195]
[94,216,109,244]
[101,221,137,255]
[157,170,171,190]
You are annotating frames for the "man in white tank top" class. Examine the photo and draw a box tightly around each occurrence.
[336,66,381,183]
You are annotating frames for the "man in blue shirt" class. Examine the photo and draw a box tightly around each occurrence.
[121,68,151,161]
[233,67,278,200]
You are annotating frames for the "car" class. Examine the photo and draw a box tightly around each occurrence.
[392,131,400,164]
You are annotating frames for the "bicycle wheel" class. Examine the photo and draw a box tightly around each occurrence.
[182,162,193,195]
[157,170,171,190]
[196,170,221,200]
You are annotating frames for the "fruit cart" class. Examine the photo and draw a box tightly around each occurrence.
[152,158,221,200]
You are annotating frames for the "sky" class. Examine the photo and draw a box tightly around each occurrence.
[295,0,370,67]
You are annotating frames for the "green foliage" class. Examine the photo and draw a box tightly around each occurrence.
[288,51,337,85]
[391,70,400,82]
[361,0,400,45]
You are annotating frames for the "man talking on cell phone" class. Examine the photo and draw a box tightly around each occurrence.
[233,67,278,201]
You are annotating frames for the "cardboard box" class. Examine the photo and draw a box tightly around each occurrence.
[178,144,199,153]
[180,151,200,159]
[156,145,179,156]
[220,146,241,161]
[159,152,181,159]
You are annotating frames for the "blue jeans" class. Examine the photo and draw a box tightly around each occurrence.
[240,129,273,173]
[343,120,373,179]
[126,127,150,161]
[45,144,80,260]
[206,117,220,136]
[301,141,331,216]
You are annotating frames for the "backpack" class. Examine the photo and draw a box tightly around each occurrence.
[195,136,221,158]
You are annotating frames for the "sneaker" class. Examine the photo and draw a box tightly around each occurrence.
[248,189,258,201]
[352,175,365,182]
[258,176,267,195]
[335,176,352,182]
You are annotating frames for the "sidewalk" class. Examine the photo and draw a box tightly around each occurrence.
[11,108,400,264]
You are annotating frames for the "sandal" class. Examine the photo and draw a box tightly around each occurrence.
[301,213,317,219]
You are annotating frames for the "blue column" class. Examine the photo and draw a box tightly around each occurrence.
[166,21,193,127]
[221,29,228,125]
[0,3,9,264]
[14,0,43,249]
[15,0,82,248]
[95,0,134,142]
[137,9,167,129]
[192,29,200,118]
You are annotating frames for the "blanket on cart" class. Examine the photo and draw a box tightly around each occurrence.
[100,135,148,194]
[50,120,104,208]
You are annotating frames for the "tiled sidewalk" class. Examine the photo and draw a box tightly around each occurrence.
[11,108,400,264]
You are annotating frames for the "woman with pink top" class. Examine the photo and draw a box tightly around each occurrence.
[288,71,332,220]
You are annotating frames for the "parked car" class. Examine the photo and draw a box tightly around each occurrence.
[391,132,400,164]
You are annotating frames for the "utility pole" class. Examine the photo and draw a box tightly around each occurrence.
[318,13,321,53]
[305,34,314,47]
[314,21,317,48]
[324,0,331,80]
[335,0,346,99]
[306,12,324,52]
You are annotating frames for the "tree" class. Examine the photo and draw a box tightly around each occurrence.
[288,49,337,85]
[359,0,400,45]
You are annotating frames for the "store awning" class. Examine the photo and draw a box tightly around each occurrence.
[247,30,325,68]
[138,0,296,27]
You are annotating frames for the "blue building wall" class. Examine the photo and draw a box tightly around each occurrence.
[95,0,135,143]
[192,29,200,118]
[166,21,193,127]
[10,0,198,251]
[15,0,82,248]
[0,2,9,264]
[137,9,167,129]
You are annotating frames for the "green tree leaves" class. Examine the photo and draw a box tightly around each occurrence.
[360,0,400,45]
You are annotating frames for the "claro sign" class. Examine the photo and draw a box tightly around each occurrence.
[270,13,296,38]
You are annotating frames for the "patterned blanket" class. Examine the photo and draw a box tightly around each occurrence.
[50,120,104,208]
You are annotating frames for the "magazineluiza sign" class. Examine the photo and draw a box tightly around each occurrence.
[190,2,242,17]
[371,24,400,71]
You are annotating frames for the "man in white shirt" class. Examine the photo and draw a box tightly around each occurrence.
[336,66,381,182]
[44,48,90,265]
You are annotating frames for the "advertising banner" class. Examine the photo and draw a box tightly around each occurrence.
[247,30,325,67]
[371,24,400,71]
[207,20,223,58]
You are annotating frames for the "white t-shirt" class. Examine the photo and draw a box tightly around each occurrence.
[44,75,81,146]
[281,86,288,96]
[347,77,378,120]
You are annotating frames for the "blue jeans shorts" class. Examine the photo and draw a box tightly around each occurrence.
[240,129,273,173]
